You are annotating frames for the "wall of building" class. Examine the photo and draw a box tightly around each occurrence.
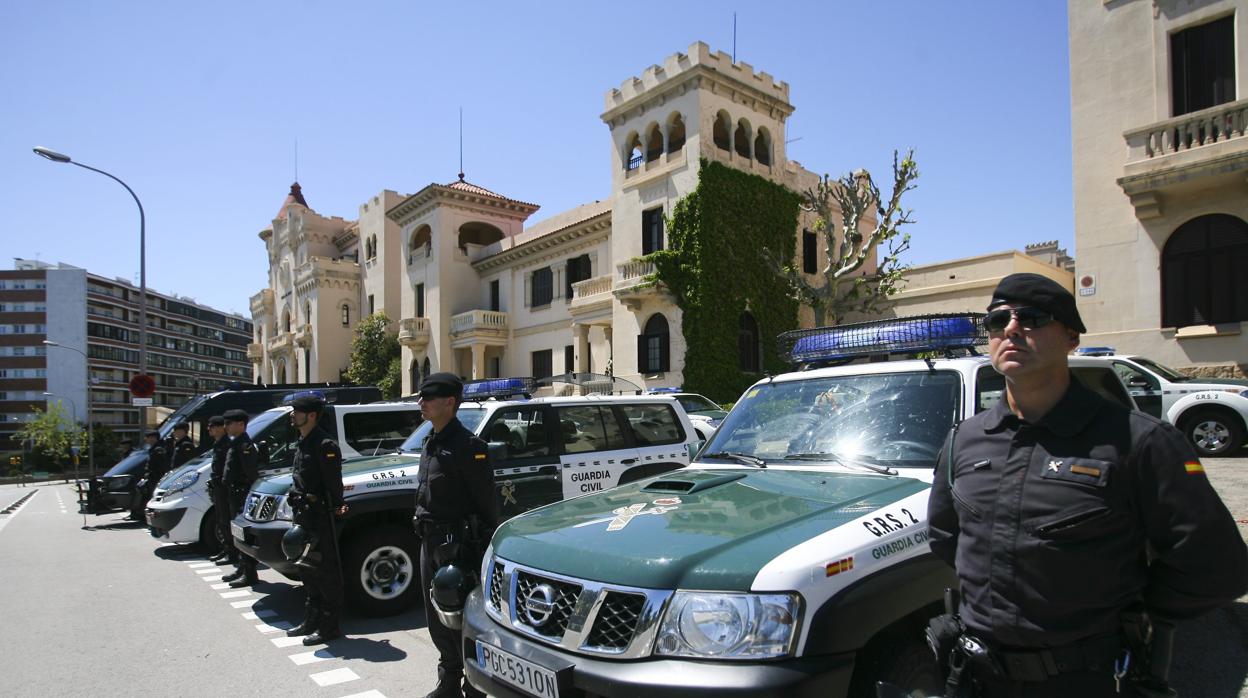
[44,267,87,427]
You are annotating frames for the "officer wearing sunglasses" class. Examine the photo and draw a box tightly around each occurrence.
[927,273,1247,696]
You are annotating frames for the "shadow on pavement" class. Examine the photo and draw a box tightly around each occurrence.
[1169,601,1248,697]
[327,635,408,663]
[82,519,147,532]
[153,545,202,560]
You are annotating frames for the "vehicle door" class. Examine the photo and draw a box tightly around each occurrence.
[1110,360,1162,416]
[252,411,300,473]
[339,408,423,459]
[614,402,691,485]
[553,403,639,500]
[480,404,561,519]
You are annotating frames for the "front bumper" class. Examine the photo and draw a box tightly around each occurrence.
[145,506,186,538]
[232,515,300,579]
[462,588,854,698]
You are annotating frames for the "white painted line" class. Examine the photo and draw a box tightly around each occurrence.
[187,562,215,568]
[271,636,305,647]
[0,490,38,535]
[230,600,258,609]
[202,575,224,583]
[255,620,294,633]
[195,568,223,575]
[310,668,359,687]
[242,609,278,620]
[337,691,386,698]
[219,590,252,599]
[211,583,230,590]
[288,648,335,666]
[158,542,178,547]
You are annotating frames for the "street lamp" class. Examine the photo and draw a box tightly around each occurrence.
[33,147,149,443]
[42,391,80,482]
[44,340,94,482]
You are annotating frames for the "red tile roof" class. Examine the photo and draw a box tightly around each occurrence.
[276,182,309,219]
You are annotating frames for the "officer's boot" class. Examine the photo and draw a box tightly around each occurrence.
[302,608,342,645]
[286,599,321,637]
[423,676,463,698]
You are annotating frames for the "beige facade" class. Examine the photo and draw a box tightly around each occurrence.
[1069,0,1248,376]
[250,42,872,392]
[890,248,1074,317]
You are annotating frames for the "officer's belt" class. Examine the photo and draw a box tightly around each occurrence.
[986,633,1122,682]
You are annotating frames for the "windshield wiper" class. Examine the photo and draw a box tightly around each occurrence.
[784,452,897,476]
[704,451,767,468]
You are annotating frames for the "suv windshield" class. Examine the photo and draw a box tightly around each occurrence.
[397,407,487,453]
[676,394,726,417]
[1132,357,1189,382]
[703,370,961,468]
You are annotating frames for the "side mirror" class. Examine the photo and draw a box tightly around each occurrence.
[687,440,705,460]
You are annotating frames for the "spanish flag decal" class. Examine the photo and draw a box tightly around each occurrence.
[1184,461,1205,474]
[474,453,487,460]
[825,557,854,577]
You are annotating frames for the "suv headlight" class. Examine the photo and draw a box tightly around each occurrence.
[655,592,800,659]
[163,470,200,495]
[274,495,293,521]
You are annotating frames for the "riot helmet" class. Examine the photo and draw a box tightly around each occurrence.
[429,563,475,630]
[281,524,322,569]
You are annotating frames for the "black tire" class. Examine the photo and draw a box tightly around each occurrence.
[850,632,943,698]
[343,524,422,617]
[197,506,223,554]
[1183,409,1244,457]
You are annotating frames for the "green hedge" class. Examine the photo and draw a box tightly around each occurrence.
[650,159,802,403]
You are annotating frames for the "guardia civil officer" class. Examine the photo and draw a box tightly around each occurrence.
[220,409,260,587]
[413,372,497,698]
[928,273,1248,696]
[203,416,233,563]
[166,421,199,472]
[129,430,167,520]
[283,392,347,646]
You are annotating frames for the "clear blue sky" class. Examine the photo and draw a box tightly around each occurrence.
[1,1,1072,316]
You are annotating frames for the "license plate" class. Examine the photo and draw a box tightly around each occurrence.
[476,640,559,698]
[230,521,244,540]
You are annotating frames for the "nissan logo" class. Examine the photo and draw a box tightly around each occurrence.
[523,584,557,627]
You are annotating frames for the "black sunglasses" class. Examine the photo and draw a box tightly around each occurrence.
[984,306,1055,333]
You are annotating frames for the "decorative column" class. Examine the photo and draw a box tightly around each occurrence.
[574,324,591,374]
[604,326,614,376]
[471,344,486,380]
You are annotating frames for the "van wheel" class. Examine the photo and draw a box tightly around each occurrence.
[850,633,943,698]
[198,507,222,554]
[1184,410,1243,457]
[343,525,421,617]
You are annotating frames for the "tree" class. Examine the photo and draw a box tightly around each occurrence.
[89,424,122,469]
[11,403,84,472]
[765,149,919,327]
[345,312,402,399]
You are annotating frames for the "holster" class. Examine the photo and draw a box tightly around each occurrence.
[1122,608,1178,697]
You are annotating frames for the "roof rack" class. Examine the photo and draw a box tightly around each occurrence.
[463,377,536,401]
[1074,346,1116,356]
[779,314,987,368]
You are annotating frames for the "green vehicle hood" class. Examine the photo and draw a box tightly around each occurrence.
[251,453,418,495]
[492,468,928,591]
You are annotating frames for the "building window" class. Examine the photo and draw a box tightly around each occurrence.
[667,113,686,153]
[422,357,431,380]
[565,345,574,374]
[638,313,670,374]
[416,284,425,318]
[368,295,375,316]
[532,349,553,380]
[739,311,761,372]
[410,359,421,392]
[642,208,664,255]
[565,255,591,299]
[713,111,731,151]
[490,280,500,312]
[531,267,553,307]
[645,123,663,163]
[1162,214,1248,327]
[802,230,818,274]
[341,304,350,327]
[1171,15,1235,117]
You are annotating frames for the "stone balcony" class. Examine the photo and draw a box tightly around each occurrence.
[246,343,264,361]
[613,258,668,311]
[398,317,431,350]
[1119,98,1248,219]
[449,310,509,348]
[250,289,274,317]
[267,331,294,357]
[295,323,312,348]
[569,274,613,318]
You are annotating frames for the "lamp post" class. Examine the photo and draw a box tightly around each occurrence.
[43,340,94,482]
[42,391,80,482]
[33,147,148,444]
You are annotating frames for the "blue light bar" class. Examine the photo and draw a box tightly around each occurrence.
[463,377,534,401]
[780,314,986,366]
[1075,346,1116,356]
[647,387,681,394]
[279,389,329,406]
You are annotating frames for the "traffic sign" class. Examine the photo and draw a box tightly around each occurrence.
[131,397,153,407]
[129,374,156,398]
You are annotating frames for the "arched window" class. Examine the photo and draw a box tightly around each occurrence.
[422,357,431,381]
[409,224,431,263]
[457,221,504,252]
[645,123,663,162]
[624,133,643,171]
[667,113,686,153]
[713,112,731,151]
[734,119,752,159]
[282,308,292,333]
[738,311,760,372]
[754,127,772,166]
[1162,214,1248,327]
[340,303,350,327]
[638,314,670,374]
[410,359,421,394]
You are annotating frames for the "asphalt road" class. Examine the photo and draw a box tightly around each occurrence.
[1,457,1245,698]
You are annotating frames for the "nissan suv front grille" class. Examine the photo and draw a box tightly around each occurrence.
[244,493,279,523]
[484,556,672,659]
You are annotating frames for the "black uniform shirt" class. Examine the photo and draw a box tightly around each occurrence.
[209,436,230,483]
[291,426,344,509]
[413,417,498,531]
[222,433,260,491]
[929,377,1248,648]
[144,442,169,482]
[169,436,198,470]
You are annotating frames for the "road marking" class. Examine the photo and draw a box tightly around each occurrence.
[220,590,252,599]
[195,567,223,575]
[242,609,278,620]
[203,575,224,582]
[0,490,38,535]
[256,621,295,633]
[338,691,386,698]
[230,600,258,609]
[211,583,231,590]
[271,636,306,648]
[310,668,360,687]
[187,561,215,568]
[289,648,335,666]
[158,542,178,547]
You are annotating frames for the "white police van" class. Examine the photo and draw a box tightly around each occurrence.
[461,316,1136,698]
[146,398,421,549]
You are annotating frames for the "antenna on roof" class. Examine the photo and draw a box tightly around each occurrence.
[733,12,737,63]
[295,138,299,182]
[458,106,465,181]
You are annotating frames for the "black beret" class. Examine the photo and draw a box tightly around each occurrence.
[173,421,190,431]
[222,409,249,423]
[145,430,161,438]
[419,372,463,399]
[207,416,225,427]
[290,391,326,412]
[987,273,1087,334]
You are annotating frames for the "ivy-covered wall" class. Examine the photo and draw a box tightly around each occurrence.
[650,159,803,403]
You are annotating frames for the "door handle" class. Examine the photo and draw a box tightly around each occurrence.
[621,458,637,464]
